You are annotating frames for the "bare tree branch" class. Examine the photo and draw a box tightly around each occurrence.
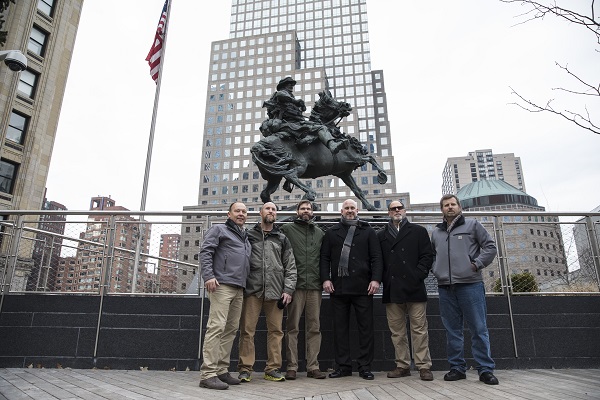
[501,1,600,135]
[509,87,600,134]
[499,0,600,45]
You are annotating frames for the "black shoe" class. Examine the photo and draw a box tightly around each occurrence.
[359,370,374,380]
[328,369,352,378]
[443,369,466,381]
[479,372,499,385]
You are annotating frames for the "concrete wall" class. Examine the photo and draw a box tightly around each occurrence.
[0,294,598,371]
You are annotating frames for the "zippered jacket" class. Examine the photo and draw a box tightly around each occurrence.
[280,218,324,290]
[246,223,297,300]
[199,218,251,288]
[431,214,497,286]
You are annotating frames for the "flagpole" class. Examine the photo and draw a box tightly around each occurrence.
[133,0,173,293]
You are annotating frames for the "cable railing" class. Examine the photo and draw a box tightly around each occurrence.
[1,209,599,302]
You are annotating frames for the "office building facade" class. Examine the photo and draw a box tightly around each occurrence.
[184,0,402,215]
[442,149,525,195]
[0,1,83,218]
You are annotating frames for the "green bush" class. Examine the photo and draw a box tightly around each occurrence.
[493,271,539,293]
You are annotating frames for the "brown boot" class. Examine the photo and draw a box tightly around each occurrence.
[307,369,326,379]
[285,370,297,380]
[419,369,434,381]
[387,367,411,378]
[218,372,241,385]
[199,376,228,390]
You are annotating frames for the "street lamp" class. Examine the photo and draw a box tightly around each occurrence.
[0,50,27,71]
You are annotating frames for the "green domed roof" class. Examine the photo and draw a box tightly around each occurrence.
[457,180,539,209]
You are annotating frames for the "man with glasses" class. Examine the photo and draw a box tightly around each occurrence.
[377,201,434,381]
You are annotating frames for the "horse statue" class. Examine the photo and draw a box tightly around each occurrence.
[251,89,388,211]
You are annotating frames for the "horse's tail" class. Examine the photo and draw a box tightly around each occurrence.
[251,140,294,177]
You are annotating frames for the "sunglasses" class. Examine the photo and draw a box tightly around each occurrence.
[389,206,405,211]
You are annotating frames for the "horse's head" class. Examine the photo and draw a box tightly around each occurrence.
[310,90,352,125]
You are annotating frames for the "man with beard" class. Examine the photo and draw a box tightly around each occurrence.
[377,200,434,381]
[320,199,383,380]
[238,202,297,383]
[199,202,251,390]
[280,200,326,380]
[431,194,499,385]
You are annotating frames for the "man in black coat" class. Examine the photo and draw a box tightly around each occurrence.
[377,200,434,381]
[320,199,383,380]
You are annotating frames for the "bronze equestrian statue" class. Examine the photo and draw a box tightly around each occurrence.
[251,77,388,211]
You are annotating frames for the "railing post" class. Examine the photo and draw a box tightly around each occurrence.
[494,216,518,358]
[585,216,600,287]
[0,215,24,315]
[93,214,117,367]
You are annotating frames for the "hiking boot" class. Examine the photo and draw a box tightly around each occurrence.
[199,376,228,390]
[307,369,326,379]
[387,367,411,378]
[218,372,241,385]
[264,369,285,382]
[479,372,499,385]
[238,370,252,383]
[285,370,296,380]
[419,369,434,381]
[444,369,466,381]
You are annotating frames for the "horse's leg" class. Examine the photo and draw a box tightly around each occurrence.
[338,172,378,211]
[363,155,388,184]
[284,173,318,201]
[260,176,282,204]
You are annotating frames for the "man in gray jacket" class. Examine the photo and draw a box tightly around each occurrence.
[199,202,252,390]
[431,194,499,385]
[238,202,297,383]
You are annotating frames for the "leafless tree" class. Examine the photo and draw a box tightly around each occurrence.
[500,0,600,135]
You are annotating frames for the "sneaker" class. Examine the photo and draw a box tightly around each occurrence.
[199,376,228,390]
[285,370,296,380]
[264,369,285,382]
[238,371,252,383]
[479,372,499,385]
[444,369,466,381]
[387,367,411,378]
[307,369,326,379]
[419,369,434,381]
[218,372,241,385]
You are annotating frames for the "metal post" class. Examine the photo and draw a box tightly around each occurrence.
[0,216,23,315]
[494,216,518,358]
[585,216,600,287]
[93,215,117,367]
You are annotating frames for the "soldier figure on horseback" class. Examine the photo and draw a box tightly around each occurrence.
[261,77,349,154]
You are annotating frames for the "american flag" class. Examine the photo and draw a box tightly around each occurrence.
[146,0,169,83]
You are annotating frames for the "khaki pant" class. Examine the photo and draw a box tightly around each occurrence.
[285,289,322,372]
[238,295,284,373]
[200,284,244,379]
[385,302,432,370]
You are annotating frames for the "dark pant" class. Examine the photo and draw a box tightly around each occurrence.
[331,294,374,372]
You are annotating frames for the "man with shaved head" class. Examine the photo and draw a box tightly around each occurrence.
[320,199,383,380]
[238,202,297,383]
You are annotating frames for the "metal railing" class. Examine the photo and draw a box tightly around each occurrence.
[1,209,599,300]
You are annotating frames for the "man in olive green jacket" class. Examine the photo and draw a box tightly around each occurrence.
[280,200,326,380]
[238,202,297,383]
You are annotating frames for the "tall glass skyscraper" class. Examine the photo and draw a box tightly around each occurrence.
[184,0,405,214]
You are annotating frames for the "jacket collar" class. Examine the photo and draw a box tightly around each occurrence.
[436,213,465,232]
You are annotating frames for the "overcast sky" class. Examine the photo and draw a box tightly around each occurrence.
[45,0,599,213]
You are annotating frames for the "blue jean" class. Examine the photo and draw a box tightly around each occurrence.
[438,282,495,374]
